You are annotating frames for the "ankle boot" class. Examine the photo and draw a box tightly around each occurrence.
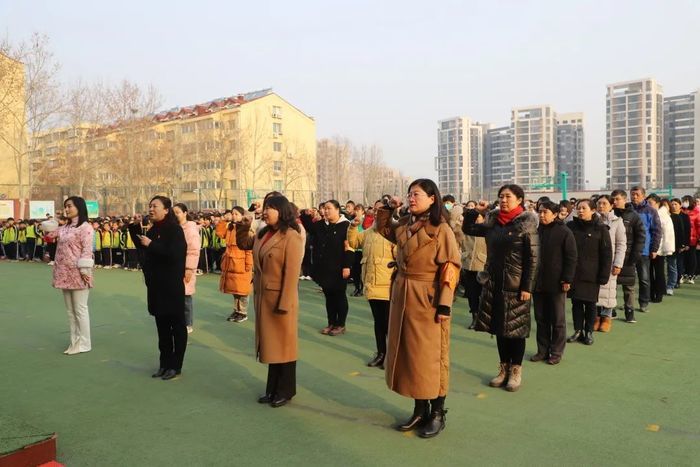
[599,316,612,332]
[395,399,429,432]
[593,315,601,331]
[489,362,509,387]
[468,313,477,330]
[505,364,522,392]
[418,405,447,438]
[583,331,594,345]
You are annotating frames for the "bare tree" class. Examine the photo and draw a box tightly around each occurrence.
[240,109,272,203]
[352,143,385,204]
[0,33,62,214]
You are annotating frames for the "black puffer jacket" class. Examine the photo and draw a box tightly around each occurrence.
[462,208,539,338]
[613,205,645,287]
[310,217,354,289]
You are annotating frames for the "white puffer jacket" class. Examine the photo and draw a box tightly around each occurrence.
[656,206,676,256]
[597,210,626,309]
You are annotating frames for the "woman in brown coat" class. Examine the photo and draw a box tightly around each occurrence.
[376,179,461,439]
[236,195,304,408]
[215,206,254,323]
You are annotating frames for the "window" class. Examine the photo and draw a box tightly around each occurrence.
[229,159,237,170]
[230,180,238,190]
[273,161,283,173]
[273,180,283,191]
[272,106,282,118]
[182,123,195,134]
[273,122,282,136]
[273,142,282,152]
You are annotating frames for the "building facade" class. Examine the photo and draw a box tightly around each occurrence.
[606,78,664,189]
[435,117,488,200]
[30,89,317,214]
[484,125,513,199]
[664,91,699,189]
[511,105,557,191]
[556,112,585,191]
[0,52,28,201]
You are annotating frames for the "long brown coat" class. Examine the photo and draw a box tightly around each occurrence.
[376,209,461,400]
[216,222,253,296]
[238,226,304,364]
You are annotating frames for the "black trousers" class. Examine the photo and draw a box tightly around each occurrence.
[26,238,36,260]
[351,251,363,291]
[462,270,482,314]
[4,242,17,259]
[322,282,349,327]
[496,336,526,365]
[155,313,188,371]
[683,248,696,277]
[571,299,596,333]
[266,361,296,399]
[112,248,123,266]
[101,247,112,266]
[47,243,57,261]
[649,255,666,302]
[126,249,139,269]
[533,292,567,358]
[368,299,389,354]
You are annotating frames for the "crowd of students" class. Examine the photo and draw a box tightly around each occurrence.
[2,182,699,439]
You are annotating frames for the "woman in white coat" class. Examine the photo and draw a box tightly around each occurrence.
[49,196,95,354]
[646,194,675,303]
[595,195,626,333]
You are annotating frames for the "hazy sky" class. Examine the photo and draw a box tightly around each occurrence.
[2,0,699,188]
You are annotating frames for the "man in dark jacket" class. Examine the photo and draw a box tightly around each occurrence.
[630,186,661,312]
[611,190,646,323]
[532,201,577,365]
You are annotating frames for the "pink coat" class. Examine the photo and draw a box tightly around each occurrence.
[182,221,201,295]
[52,220,95,290]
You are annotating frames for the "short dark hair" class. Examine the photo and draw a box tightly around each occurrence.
[497,184,526,206]
[576,199,596,210]
[538,200,560,214]
[150,195,177,224]
[324,199,341,210]
[646,193,661,204]
[630,186,646,195]
[408,178,448,226]
[232,206,245,216]
[442,195,456,204]
[596,194,613,205]
[258,195,301,239]
[611,189,627,199]
[64,196,89,227]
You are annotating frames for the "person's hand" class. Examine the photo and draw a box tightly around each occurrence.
[520,291,531,301]
[80,273,90,283]
[389,196,403,209]
[612,267,621,276]
[138,235,151,247]
[651,252,658,259]
[435,313,450,323]
[561,282,571,292]
[476,200,490,213]
[351,216,362,227]
[185,269,194,283]
[342,268,350,279]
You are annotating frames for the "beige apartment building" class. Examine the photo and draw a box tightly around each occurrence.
[0,52,28,201]
[511,105,557,191]
[31,89,317,214]
[606,78,664,189]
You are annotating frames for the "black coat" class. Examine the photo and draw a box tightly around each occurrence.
[129,221,186,317]
[534,219,578,294]
[566,217,613,302]
[613,206,646,286]
[463,208,539,339]
[671,212,689,252]
[310,218,354,289]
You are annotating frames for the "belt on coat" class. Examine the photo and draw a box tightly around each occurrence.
[397,270,438,282]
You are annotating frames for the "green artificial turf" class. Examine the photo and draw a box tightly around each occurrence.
[0,261,698,466]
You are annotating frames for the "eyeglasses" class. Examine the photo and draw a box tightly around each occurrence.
[406,192,426,199]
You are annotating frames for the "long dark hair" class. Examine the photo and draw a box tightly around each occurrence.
[65,196,89,227]
[257,195,301,239]
[682,195,696,209]
[408,178,448,226]
[150,195,177,224]
[173,203,191,221]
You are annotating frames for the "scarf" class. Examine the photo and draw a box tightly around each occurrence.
[496,205,524,226]
[408,212,431,236]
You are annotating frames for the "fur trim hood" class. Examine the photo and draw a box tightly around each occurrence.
[483,209,538,234]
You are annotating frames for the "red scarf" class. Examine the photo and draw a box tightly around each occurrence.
[496,205,524,226]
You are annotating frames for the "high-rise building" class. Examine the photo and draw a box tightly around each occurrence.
[664,91,700,189]
[556,112,585,191]
[0,52,28,201]
[435,117,487,200]
[316,138,353,202]
[606,78,663,189]
[484,125,513,197]
[511,105,557,191]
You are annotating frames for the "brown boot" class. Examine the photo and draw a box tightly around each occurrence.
[505,365,522,392]
[599,316,612,333]
[489,362,509,387]
[593,315,601,331]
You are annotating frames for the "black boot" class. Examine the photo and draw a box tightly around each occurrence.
[367,352,385,368]
[419,396,447,438]
[395,399,429,432]
[468,313,477,330]
[583,331,594,345]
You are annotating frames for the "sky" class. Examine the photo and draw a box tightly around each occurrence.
[2,0,699,189]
